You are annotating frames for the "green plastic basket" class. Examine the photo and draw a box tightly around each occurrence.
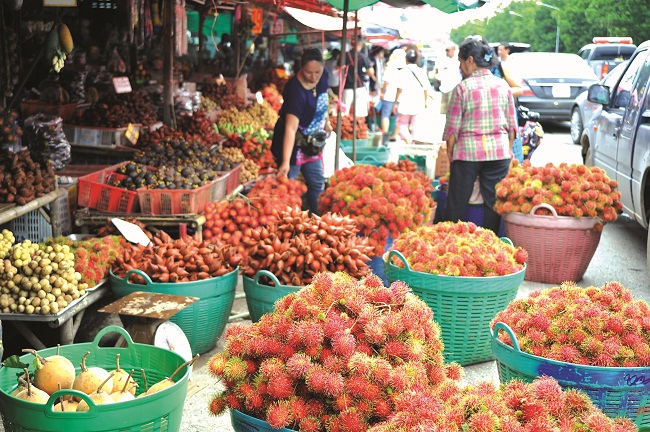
[492,322,650,426]
[109,268,237,355]
[242,270,303,322]
[230,409,296,431]
[0,326,190,432]
[342,145,391,166]
[384,245,525,366]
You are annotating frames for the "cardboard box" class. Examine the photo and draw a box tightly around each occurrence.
[435,145,450,178]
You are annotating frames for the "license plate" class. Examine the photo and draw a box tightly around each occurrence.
[552,84,571,98]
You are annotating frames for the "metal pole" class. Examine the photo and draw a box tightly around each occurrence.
[555,25,560,53]
[163,0,176,128]
[334,0,350,171]
[351,12,359,162]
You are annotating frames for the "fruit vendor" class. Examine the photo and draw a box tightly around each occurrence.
[272,48,332,215]
[442,36,518,234]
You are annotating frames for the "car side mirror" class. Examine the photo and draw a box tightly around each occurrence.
[587,84,610,105]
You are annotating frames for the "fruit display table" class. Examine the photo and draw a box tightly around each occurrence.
[74,208,207,238]
[0,280,110,349]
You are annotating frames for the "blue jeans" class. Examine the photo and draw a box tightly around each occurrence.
[289,159,324,215]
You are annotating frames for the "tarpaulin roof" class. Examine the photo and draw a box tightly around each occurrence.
[326,0,482,12]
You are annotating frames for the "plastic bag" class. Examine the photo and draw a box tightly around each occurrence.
[23,114,71,171]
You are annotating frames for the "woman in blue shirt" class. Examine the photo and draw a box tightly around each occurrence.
[272,48,331,215]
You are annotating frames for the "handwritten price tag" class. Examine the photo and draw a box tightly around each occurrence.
[125,123,139,145]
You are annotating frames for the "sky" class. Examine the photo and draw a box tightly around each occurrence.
[358,0,513,45]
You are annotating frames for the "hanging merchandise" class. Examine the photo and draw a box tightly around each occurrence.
[144,0,153,38]
[175,0,188,56]
[108,47,126,74]
[23,114,71,171]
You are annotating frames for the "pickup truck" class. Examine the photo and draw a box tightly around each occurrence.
[585,40,650,267]
[578,41,636,79]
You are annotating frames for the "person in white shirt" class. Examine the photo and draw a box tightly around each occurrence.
[392,47,431,144]
[498,42,510,63]
[325,49,341,95]
[379,48,406,144]
[438,42,462,115]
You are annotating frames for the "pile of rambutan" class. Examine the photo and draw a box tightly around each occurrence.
[208,272,636,431]
[492,281,650,367]
[318,165,435,255]
[46,235,126,287]
[389,221,528,277]
[494,160,622,223]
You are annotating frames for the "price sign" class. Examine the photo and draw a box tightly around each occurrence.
[251,8,263,34]
[112,76,132,94]
[125,123,139,145]
[270,19,284,35]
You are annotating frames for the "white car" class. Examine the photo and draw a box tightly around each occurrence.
[570,60,628,144]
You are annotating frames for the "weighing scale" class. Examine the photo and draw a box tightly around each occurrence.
[99,292,198,378]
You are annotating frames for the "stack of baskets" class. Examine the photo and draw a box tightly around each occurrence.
[110,268,237,355]
[384,246,525,366]
[0,326,192,432]
[242,270,302,323]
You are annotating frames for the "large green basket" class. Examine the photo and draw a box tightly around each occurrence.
[109,268,238,355]
[492,322,650,426]
[231,409,297,431]
[385,245,525,366]
[0,326,190,432]
[242,270,303,322]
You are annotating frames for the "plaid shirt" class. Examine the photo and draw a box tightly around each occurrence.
[443,68,517,161]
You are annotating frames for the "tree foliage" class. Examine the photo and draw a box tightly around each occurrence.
[450,0,649,53]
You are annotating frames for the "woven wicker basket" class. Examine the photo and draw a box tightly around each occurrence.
[503,203,601,284]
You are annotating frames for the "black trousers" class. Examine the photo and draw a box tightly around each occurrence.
[443,159,511,234]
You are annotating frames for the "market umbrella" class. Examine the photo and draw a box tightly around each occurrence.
[327,0,483,13]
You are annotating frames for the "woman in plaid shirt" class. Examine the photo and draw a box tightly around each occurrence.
[442,36,518,234]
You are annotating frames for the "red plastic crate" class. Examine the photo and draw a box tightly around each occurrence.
[222,163,242,195]
[138,173,228,215]
[77,163,143,214]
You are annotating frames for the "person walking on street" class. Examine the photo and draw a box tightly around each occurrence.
[438,42,462,115]
[378,48,406,145]
[325,48,341,95]
[442,36,518,234]
[392,47,431,144]
[271,48,332,215]
[342,39,376,117]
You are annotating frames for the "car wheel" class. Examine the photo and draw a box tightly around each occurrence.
[570,108,583,144]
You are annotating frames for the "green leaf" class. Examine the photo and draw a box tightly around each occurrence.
[3,355,29,370]
[33,357,43,371]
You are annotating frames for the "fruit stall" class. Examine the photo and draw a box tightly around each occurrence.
[3,2,649,432]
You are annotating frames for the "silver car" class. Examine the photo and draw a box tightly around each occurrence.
[570,60,629,143]
[506,53,599,122]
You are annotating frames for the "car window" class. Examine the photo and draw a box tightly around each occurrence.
[613,50,650,109]
[621,54,650,131]
[579,48,590,60]
[602,61,629,88]
[592,46,637,61]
